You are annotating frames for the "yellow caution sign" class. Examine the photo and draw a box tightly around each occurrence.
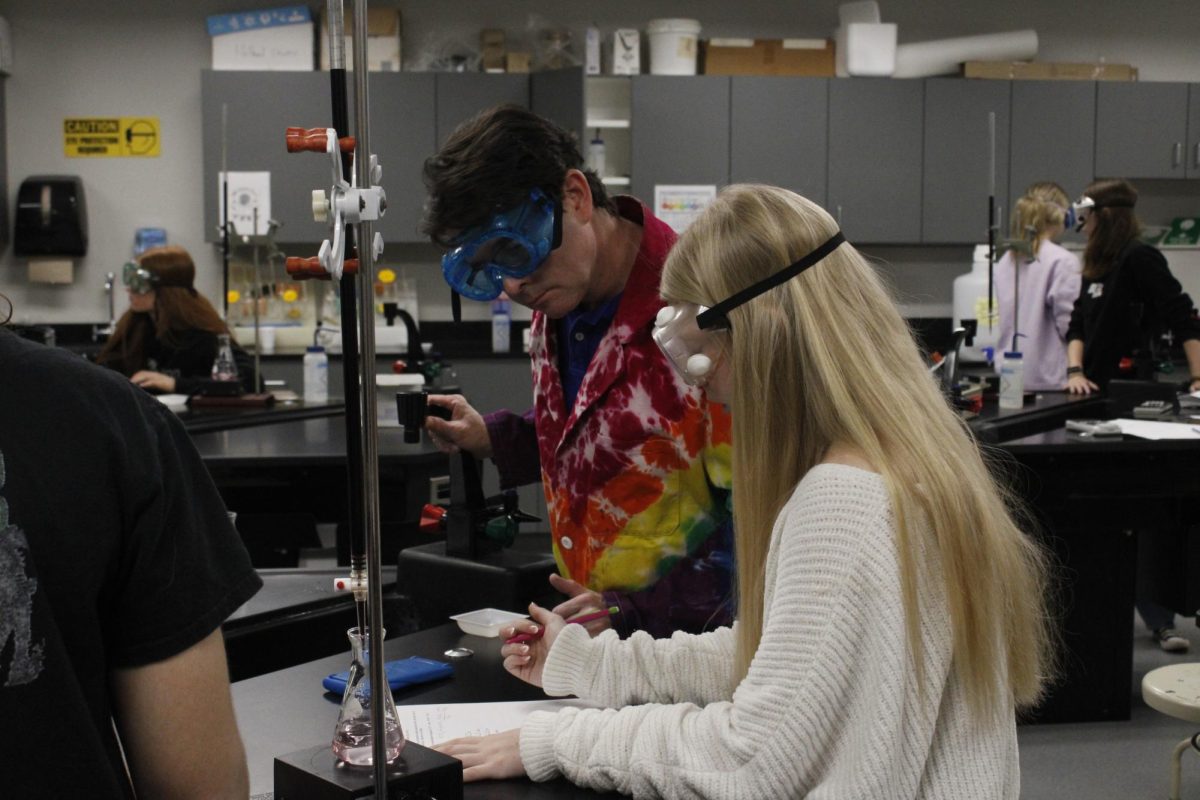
[64,117,160,157]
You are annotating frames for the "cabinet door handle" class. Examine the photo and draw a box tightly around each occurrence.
[1194,142,1200,170]
[1173,142,1183,168]
[836,204,843,226]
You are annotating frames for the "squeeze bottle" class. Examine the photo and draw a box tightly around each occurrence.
[304,345,329,402]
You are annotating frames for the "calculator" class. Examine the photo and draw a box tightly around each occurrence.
[1132,400,1173,419]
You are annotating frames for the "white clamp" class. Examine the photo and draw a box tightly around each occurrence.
[306,127,387,281]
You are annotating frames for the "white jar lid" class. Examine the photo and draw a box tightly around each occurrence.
[376,373,425,387]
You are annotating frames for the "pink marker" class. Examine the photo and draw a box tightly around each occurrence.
[505,606,620,645]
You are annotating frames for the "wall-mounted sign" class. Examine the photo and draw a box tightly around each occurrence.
[63,117,160,157]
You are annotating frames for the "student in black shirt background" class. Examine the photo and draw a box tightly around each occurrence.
[1063,178,1200,653]
[97,245,255,394]
[1064,178,1200,395]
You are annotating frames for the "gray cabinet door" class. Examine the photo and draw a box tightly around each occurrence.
[202,71,342,245]
[1096,82,1189,178]
[922,79,1011,244]
[730,77,828,206]
[368,73,435,243]
[531,67,585,146]
[828,79,923,243]
[1188,84,1200,178]
[631,76,730,205]
[1010,81,1096,207]
[434,73,529,146]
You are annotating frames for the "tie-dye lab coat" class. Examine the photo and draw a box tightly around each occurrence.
[485,198,733,637]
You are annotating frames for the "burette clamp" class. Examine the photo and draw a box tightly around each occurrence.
[283,126,387,281]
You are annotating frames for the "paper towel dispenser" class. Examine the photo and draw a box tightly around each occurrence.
[14,176,88,257]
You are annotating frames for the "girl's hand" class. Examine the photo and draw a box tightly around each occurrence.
[498,603,563,688]
[1066,373,1098,395]
[434,728,523,782]
[130,370,177,393]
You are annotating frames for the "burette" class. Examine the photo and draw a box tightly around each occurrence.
[283,0,390,791]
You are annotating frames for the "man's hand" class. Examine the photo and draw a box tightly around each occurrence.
[425,394,494,458]
[549,574,612,635]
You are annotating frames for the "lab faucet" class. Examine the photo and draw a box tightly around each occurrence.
[92,272,117,341]
[941,319,978,395]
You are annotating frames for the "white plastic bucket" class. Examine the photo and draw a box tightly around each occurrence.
[647,18,701,75]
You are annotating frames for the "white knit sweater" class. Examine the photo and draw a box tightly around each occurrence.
[520,464,1019,799]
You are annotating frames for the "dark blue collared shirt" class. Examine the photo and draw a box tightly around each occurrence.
[557,292,623,411]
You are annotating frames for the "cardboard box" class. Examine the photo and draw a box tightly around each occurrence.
[209,6,314,71]
[963,61,1138,81]
[319,7,402,71]
[481,28,505,72]
[506,52,531,73]
[585,27,602,75]
[702,38,835,77]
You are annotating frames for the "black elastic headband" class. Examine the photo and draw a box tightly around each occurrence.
[696,231,846,331]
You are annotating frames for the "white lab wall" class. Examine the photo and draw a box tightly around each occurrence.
[1,0,1199,325]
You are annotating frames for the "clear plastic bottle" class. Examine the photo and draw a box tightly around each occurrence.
[331,626,404,766]
[211,333,239,382]
[999,350,1024,410]
[587,131,606,177]
[303,345,329,402]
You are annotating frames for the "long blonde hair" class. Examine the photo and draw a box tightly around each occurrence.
[1012,182,1069,257]
[660,185,1053,717]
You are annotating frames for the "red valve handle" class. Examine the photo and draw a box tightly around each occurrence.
[284,126,356,154]
[285,256,359,280]
[420,503,447,534]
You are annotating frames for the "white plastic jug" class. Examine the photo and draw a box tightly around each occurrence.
[951,244,1000,362]
[646,19,701,75]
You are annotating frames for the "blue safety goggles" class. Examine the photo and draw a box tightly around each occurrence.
[441,189,563,301]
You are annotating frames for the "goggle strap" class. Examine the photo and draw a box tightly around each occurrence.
[551,193,563,250]
[697,231,846,331]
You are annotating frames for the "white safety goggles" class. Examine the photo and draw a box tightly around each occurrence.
[653,231,846,386]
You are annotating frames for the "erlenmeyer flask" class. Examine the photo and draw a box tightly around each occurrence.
[331,626,405,765]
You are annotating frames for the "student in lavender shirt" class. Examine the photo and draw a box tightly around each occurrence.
[992,182,1081,391]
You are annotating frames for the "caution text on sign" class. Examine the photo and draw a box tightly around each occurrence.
[64,117,160,157]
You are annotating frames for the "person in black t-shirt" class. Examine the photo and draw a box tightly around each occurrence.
[1064,178,1200,395]
[97,245,255,395]
[0,325,262,797]
[1063,179,1200,654]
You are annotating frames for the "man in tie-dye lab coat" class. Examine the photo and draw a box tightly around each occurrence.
[421,106,733,638]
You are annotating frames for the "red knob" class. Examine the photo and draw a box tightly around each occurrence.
[393,360,408,374]
[284,257,359,280]
[285,126,356,154]
[420,503,447,534]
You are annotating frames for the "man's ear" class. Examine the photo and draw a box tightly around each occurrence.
[561,169,594,225]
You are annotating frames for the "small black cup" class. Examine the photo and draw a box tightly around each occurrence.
[396,390,428,444]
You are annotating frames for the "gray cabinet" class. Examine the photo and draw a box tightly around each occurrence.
[1188,84,1200,178]
[0,80,7,253]
[434,73,529,145]
[631,76,730,204]
[922,79,1010,244]
[1010,81,1096,205]
[531,67,585,146]
[828,78,923,243]
[203,71,535,245]
[202,71,345,245]
[368,73,436,244]
[1096,82,1190,178]
[730,77,828,206]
